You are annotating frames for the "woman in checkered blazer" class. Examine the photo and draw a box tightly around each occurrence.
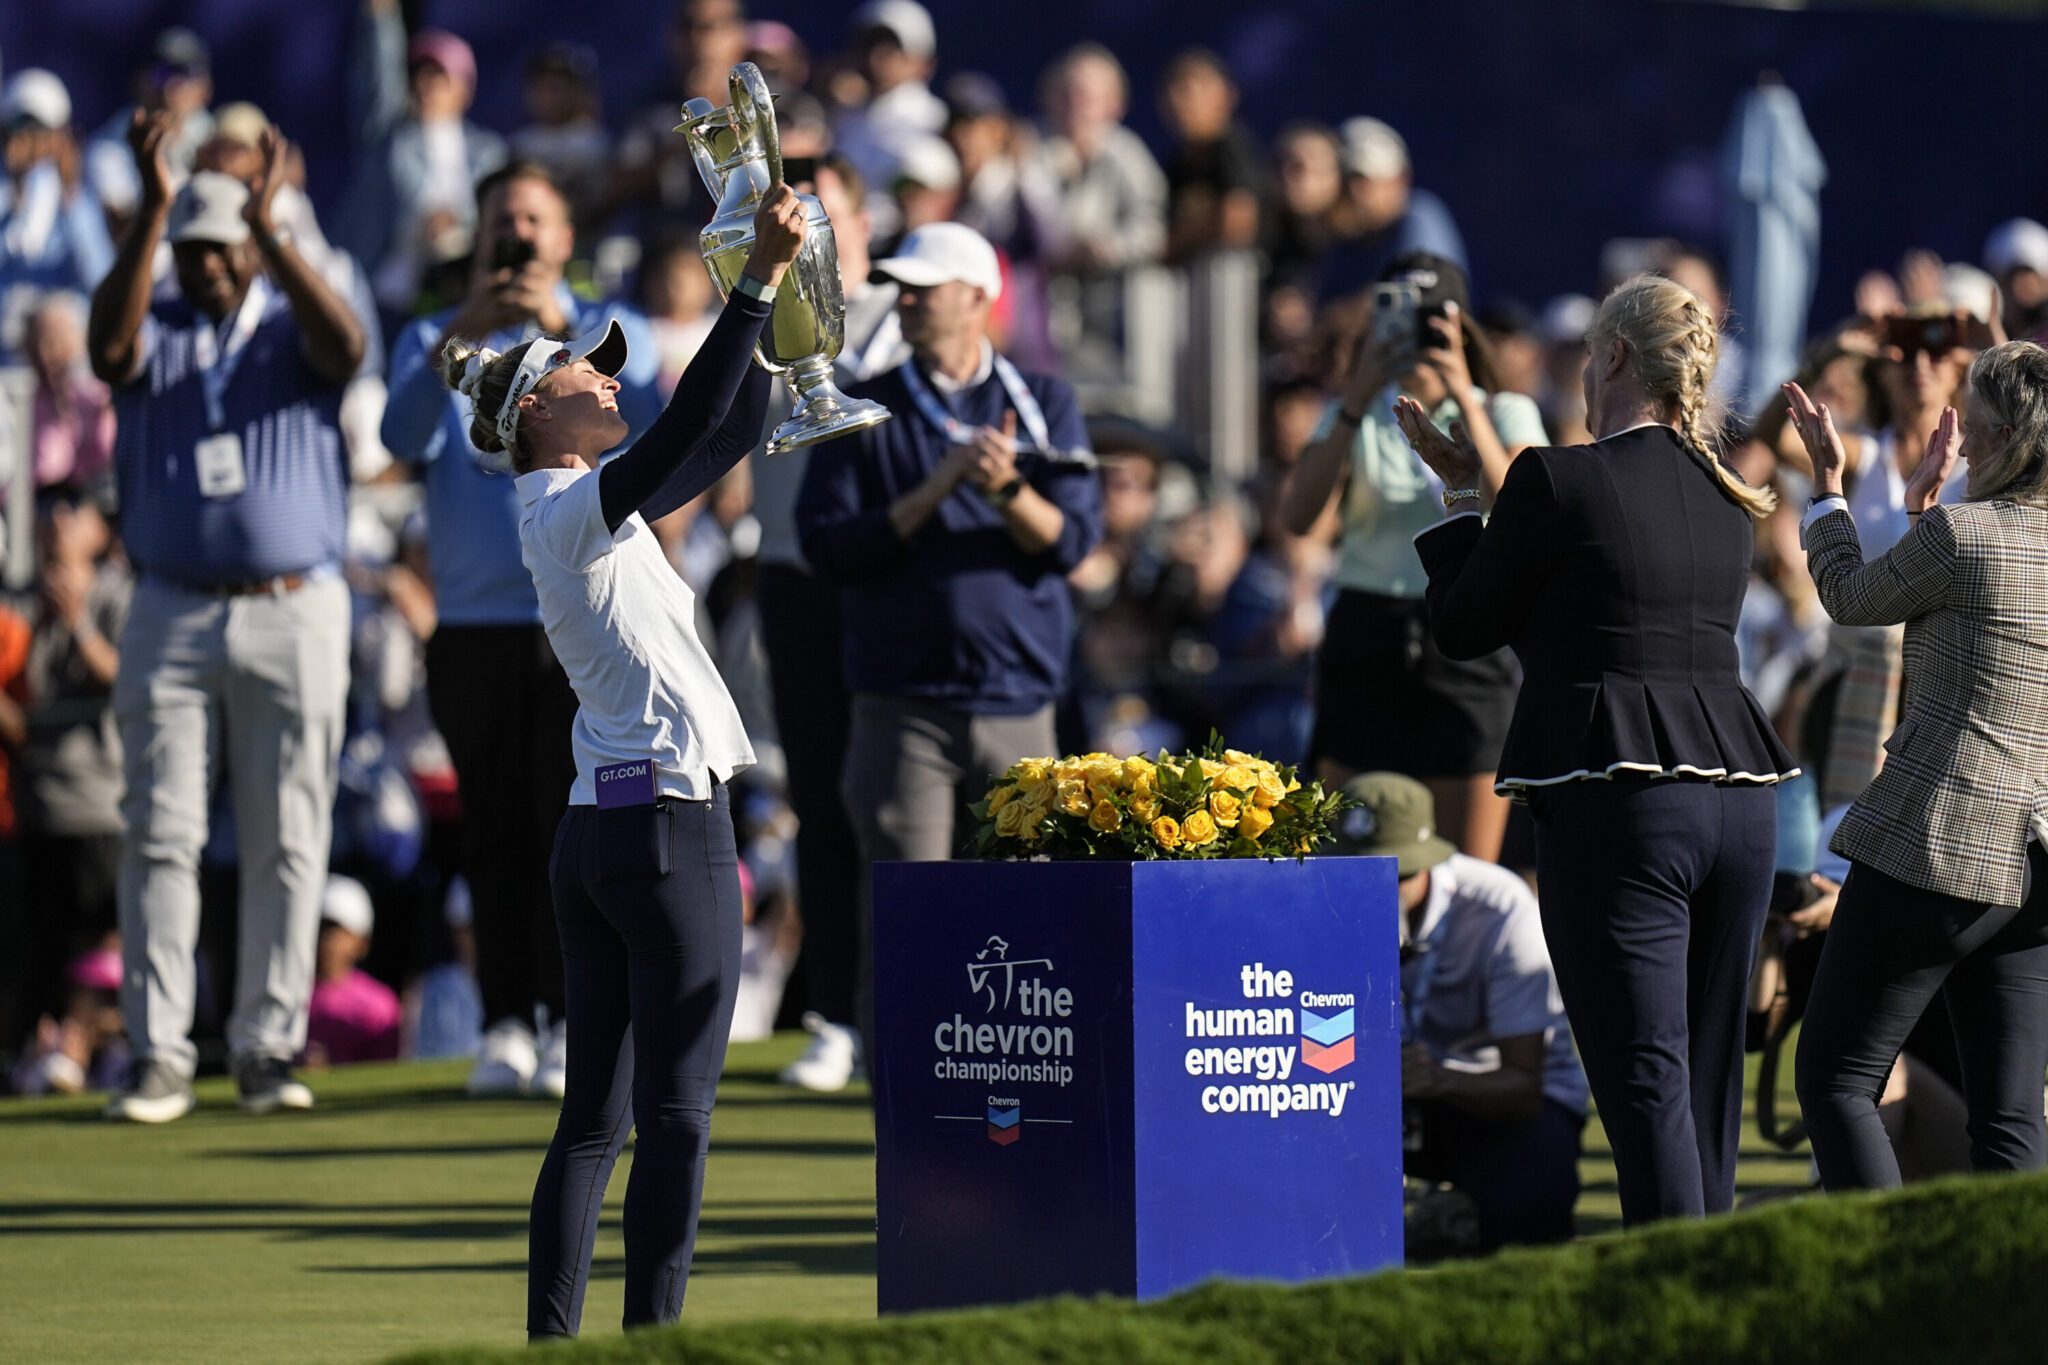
[1786,340,2048,1191]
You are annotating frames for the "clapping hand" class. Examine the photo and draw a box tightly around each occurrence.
[1781,382,1851,498]
[1392,396,1481,495]
[126,108,174,209]
[967,412,1020,496]
[1902,405,1961,514]
[243,127,289,240]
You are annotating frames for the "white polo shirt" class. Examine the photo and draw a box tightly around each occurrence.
[516,465,754,804]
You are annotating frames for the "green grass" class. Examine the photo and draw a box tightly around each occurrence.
[0,1038,874,1364]
[392,1174,2048,1365]
[0,1035,1819,1363]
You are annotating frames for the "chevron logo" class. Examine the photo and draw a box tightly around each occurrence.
[987,1102,1022,1145]
[1301,1007,1355,1073]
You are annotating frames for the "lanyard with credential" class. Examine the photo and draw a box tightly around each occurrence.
[897,350,1055,453]
[192,277,271,433]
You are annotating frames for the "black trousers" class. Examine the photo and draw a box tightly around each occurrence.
[1408,1098,1585,1247]
[16,830,122,1033]
[1528,778,1776,1226]
[1796,845,2048,1191]
[425,624,575,1029]
[529,793,743,1336]
[756,563,861,1027]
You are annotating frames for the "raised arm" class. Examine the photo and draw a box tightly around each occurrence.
[1409,436,1561,660]
[1786,381,1958,626]
[633,351,773,524]
[247,130,364,389]
[87,111,172,385]
[596,185,806,532]
[1802,506,1956,628]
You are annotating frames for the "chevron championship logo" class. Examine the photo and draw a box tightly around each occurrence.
[1183,963,1356,1117]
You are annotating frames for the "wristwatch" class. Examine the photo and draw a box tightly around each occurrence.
[986,476,1024,507]
[1441,487,1481,509]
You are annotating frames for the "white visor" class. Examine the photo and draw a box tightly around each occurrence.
[469,319,631,462]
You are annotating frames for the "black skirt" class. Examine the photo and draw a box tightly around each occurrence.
[1309,589,1517,778]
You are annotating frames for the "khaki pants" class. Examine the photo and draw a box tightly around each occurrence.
[115,575,350,1078]
[841,693,1054,1059]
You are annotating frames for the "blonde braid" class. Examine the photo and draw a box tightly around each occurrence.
[1592,274,1777,519]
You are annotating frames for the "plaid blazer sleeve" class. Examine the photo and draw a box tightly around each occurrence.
[1804,504,1957,627]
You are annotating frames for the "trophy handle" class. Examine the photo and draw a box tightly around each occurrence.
[729,61,781,188]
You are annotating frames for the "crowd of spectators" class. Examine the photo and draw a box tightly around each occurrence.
[2,0,2045,1234]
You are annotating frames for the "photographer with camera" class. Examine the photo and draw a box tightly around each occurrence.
[382,160,661,1100]
[1280,253,1546,861]
[1335,773,1586,1250]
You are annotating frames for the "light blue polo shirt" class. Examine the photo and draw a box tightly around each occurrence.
[113,287,348,584]
[1317,385,1548,599]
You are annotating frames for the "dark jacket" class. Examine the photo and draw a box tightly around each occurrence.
[1412,424,1794,793]
[794,358,1103,715]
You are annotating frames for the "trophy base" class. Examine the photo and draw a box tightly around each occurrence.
[765,396,893,456]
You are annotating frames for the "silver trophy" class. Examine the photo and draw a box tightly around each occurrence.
[677,64,891,455]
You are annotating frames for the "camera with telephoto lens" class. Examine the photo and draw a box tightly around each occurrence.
[491,234,537,275]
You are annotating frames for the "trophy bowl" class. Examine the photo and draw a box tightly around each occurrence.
[678,64,892,455]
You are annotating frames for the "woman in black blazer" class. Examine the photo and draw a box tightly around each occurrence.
[1397,274,1797,1226]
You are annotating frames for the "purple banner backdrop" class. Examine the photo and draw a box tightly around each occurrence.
[5,1,2044,325]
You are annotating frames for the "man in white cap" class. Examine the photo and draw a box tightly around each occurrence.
[833,0,947,230]
[0,68,116,364]
[1323,115,1466,301]
[795,221,1103,1069]
[87,107,364,1124]
[1983,217,2048,344]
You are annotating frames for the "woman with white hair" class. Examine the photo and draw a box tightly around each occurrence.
[1786,341,2048,1190]
[1397,273,1796,1228]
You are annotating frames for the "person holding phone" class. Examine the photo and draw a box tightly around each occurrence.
[1398,273,1795,1227]
[382,161,663,1100]
[1280,252,1547,860]
[1784,341,2048,1190]
[436,184,805,1338]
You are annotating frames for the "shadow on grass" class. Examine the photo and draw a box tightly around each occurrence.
[211,1137,874,1161]
[314,1238,877,1279]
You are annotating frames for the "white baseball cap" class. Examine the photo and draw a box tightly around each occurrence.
[1984,217,2048,279]
[851,0,936,60]
[873,221,1002,300]
[321,875,375,937]
[1339,116,1408,181]
[2,68,72,130]
[892,134,960,192]
[167,171,252,246]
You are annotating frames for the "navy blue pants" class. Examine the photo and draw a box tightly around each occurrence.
[1528,778,1776,1226]
[528,791,743,1338]
[1409,1098,1585,1247]
[1796,845,2048,1191]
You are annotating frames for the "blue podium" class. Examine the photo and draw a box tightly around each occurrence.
[872,856,1402,1313]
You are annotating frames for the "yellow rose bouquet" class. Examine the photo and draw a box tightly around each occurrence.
[969,732,1353,861]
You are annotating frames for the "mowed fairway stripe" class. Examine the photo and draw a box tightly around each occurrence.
[0,1043,877,1364]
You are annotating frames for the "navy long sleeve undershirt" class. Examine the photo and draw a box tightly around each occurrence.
[598,290,775,532]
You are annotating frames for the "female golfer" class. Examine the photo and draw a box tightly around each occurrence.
[1787,342,2048,1190]
[438,186,805,1338]
[1398,274,1796,1226]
